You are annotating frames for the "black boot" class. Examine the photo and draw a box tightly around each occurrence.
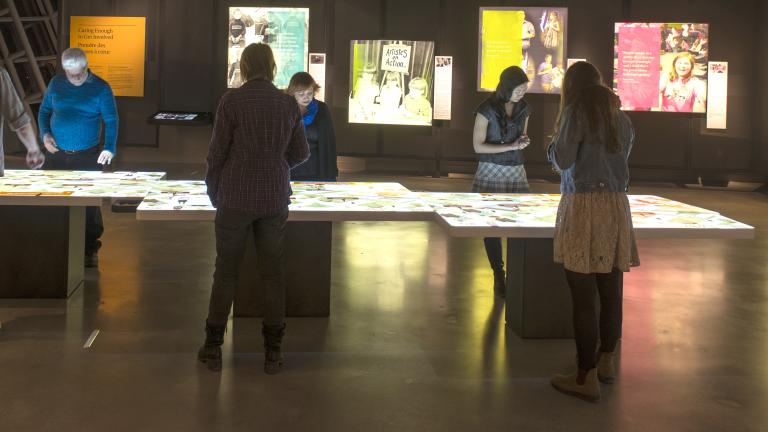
[493,268,506,299]
[197,322,226,371]
[262,323,286,375]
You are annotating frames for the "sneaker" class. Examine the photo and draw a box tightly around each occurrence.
[551,368,601,402]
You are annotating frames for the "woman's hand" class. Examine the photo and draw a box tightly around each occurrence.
[511,135,531,150]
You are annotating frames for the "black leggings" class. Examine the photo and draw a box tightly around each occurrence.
[483,237,503,272]
[564,268,623,370]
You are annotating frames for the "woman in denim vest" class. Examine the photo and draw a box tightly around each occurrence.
[472,66,532,299]
[547,61,640,402]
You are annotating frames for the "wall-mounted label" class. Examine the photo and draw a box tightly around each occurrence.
[706,61,727,129]
[308,53,326,102]
[433,56,452,120]
[567,58,586,68]
[70,16,146,97]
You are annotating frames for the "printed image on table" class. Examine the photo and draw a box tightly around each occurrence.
[613,22,709,112]
[226,7,309,89]
[349,40,435,126]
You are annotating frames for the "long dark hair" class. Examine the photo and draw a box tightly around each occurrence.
[552,61,622,152]
[486,66,529,137]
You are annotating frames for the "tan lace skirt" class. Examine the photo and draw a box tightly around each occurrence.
[553,192,640,273]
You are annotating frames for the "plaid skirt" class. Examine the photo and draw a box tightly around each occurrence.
[471,162,529,193]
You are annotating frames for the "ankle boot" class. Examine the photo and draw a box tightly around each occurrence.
[197,322,226,372]
[262,323,286,375]
[551,368,601,402]
[493,269,506,299]
[597,350,616,384]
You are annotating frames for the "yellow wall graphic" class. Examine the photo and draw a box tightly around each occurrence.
[70,16,146,97]
[479,10,523,91]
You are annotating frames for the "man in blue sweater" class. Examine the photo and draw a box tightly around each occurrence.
[39,47,119,267]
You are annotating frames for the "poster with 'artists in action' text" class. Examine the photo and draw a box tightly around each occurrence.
[349,40,435,126]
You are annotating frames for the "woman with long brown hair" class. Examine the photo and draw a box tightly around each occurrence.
[547,61,639,402]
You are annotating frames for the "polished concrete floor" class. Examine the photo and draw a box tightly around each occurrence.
[1,175,768,431]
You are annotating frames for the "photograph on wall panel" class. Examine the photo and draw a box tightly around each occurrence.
[349,40,435,126]
[613,22,709,112]
[478,7,568,94]
[227,7,309,89]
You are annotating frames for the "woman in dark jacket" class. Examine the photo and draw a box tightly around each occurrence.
[287,72,338,181]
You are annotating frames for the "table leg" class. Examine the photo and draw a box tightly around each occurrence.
[0,206,85,298]
[505,238,574,338]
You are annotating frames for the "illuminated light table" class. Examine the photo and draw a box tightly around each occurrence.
[137,184,754,338]
[0,170,166,298]
[137,182,430,318]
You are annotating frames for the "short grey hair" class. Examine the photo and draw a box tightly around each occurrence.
[61,47,88,70]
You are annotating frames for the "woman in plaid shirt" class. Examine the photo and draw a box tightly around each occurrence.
[199,43,309,374]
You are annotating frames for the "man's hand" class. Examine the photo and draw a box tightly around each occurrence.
[97,150,114,165]
[43,133,58,153]
[26,149,44,169]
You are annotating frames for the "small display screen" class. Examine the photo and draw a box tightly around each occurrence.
[153,113,198,121]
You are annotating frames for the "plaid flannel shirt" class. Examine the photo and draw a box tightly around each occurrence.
[206,79,309,216]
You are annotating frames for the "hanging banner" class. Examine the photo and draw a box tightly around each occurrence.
[706,61,728,129]
[70,16,146,97]
[308,53,326,102]
[433,56,453,120]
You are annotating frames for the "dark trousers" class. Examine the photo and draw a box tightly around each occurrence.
[484,237,504,272]
[564,268,624,370]
[43,147,104,254]
[207,207,288,327]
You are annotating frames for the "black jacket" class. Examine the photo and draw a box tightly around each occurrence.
[291,100,338,181]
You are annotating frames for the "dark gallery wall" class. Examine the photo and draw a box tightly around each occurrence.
[57,0,767,183]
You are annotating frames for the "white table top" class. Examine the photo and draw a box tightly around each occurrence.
[0,171,754,239]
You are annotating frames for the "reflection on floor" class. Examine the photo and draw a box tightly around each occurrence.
[1,175,767,431]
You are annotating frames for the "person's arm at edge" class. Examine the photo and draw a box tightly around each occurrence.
[100,82,119,154]
[322,102,339,179]
[285,100,309,168]
[473,113,520,154]
[547,106,582,171]
[205,98,234,207]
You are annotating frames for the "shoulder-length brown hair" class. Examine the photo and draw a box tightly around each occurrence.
[286,72,320,95]
[552,61,622,153]
[240,43,276,83]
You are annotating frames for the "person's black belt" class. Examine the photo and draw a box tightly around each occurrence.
[60,146,97,155]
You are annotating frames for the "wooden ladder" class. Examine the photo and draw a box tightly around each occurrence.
[0,0,58,133]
